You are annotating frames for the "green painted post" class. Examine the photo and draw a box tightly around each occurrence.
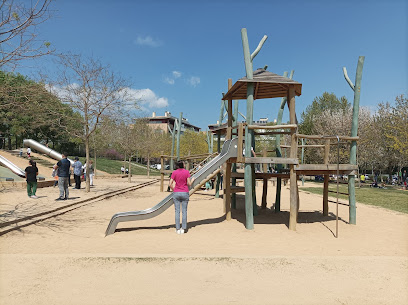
[344,56,365,225]
[176,112,182,161]
[231,100,238,209]
[241,28,267,228]
[275,70,294,212]
[206,130,211,154]
[242,28,254,229]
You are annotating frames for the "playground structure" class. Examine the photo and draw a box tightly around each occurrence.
[0,139,74,181]
[105,28,364,235]
[23,139,74,165]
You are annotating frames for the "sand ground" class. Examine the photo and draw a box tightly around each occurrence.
[0,175,407,305]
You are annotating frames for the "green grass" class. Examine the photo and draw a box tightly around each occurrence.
[72,157,161,176]
[300,182,408,214]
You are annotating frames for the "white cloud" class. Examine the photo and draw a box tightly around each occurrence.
[172,71,182,78]
[134,35,162,47]
[187,76,200,87]
[128,88,168,108]
[164,77,175,85]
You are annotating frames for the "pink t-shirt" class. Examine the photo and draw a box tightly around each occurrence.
[171,169,191,192]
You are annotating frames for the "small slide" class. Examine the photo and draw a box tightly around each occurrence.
[23,139,74,165]
[105,138,238,236]
[0,155,26,178]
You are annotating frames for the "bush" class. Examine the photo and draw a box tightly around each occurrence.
[102,149,124,160]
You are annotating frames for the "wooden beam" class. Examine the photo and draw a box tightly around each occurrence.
[230,186,246,193]
[247,124,297,130]
[254,82,260,100]
[254,131,291,136]
[295,164,358,171]
[189,169,221,195]
[296,134,359,141]
[245,157,298,164]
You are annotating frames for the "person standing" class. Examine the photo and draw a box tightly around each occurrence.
[73,157,82,189]
[89,160,95,186]
[26,147,31,158]
[54,153,71,201]
[169,161,194,234]
[25,160,38,199]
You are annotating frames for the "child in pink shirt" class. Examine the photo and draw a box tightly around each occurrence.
[169,161,195,234]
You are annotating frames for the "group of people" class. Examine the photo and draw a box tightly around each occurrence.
[24,152,94,201]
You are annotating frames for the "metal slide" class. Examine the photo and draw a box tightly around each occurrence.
[0,155,26,178]
[105,138,238,236]
[23,139,74,165]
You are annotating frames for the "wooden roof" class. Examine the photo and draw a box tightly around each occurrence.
[222,68,302,100]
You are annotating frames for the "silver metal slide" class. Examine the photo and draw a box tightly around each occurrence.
[105,138,238,236]
[23,139,74,165]
[0,155,26,177]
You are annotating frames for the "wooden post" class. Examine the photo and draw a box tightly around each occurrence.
[224,79,233,220]
[261,178,268,209]
[275,70,294,213]
[215,131,221,198]
[262,148,267,173]
[215,98,225,198]
[288,86,298,231]
[344,56,365,225]
[323,139,330,216]
[232,100,239,209]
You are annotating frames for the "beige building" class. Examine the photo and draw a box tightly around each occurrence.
[147,111,201,134]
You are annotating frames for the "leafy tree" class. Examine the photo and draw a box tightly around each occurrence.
[388,95,408,161]
[299,92,350,135]
[179,130,207,157]
[0,70,80,149]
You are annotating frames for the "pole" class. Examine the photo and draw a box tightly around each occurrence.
[176,112,182,161]
[344,56,364,225]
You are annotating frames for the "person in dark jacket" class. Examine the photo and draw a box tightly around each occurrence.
[25,160,38,199]
[53,153,71,201]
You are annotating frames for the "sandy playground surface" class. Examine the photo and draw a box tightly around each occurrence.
[0,172,407,305]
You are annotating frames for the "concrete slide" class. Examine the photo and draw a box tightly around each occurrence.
[105,138,238,236]
[23,139,74,165]
[0,155,26,178]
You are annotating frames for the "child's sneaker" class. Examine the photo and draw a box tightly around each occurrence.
[179,229,184,234]
[30,195,38,199]
[176,229,180,234]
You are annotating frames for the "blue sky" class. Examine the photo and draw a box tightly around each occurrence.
[19,0,407,130]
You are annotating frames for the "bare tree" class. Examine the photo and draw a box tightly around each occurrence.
[54,54,135,192]
[0,0,54,69]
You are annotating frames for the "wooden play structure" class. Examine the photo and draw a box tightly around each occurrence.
[106,28,364,236]
[207,29,364,231]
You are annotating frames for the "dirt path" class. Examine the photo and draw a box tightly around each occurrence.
[0,178,407,304]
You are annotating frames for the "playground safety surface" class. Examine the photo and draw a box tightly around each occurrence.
[1,177,407,305]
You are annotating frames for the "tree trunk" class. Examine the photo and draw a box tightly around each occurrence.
[148,154,151,178]
[128,155,132,183]
[85,137,91,192]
